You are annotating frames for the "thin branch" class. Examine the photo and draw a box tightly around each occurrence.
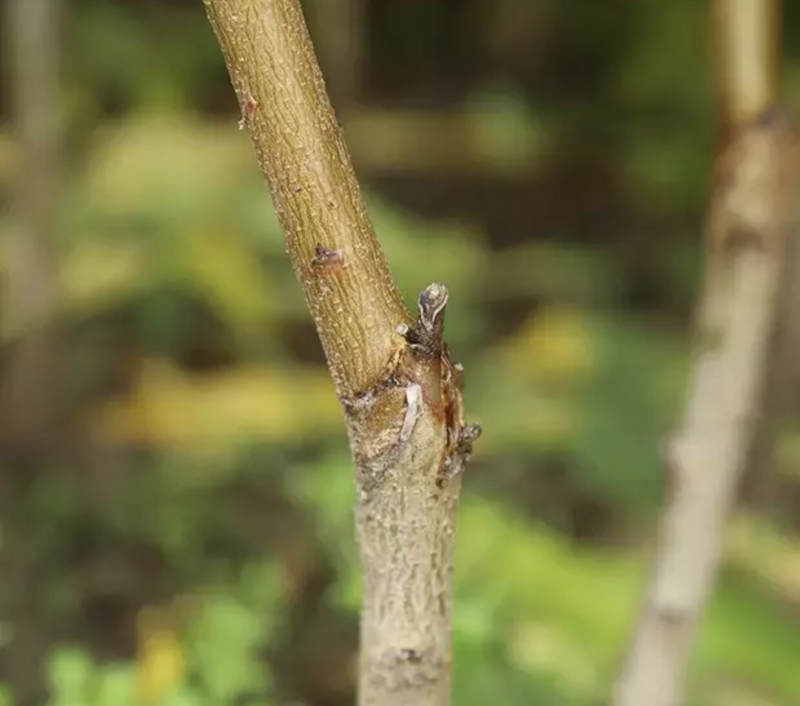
[712,0,779,137]
[202,3,480,706]
[2,0,61,447]
[202,0,410,400]
[612,2,795,706]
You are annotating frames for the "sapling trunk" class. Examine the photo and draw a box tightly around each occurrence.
[201,2,480,705]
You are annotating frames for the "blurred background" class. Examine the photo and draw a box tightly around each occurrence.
[2,1,800,705]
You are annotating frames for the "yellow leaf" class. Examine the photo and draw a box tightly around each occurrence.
[90,361,341,456]
[179,231,271,336]
[59,240,150,315]
[504,307,596,382]
[136,605,184,704]
[80,115,251,219]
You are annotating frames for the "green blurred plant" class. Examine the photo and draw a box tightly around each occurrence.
[4,562,282,706]
[2,0,800,699]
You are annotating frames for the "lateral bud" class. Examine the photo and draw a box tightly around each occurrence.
[311,243,344,274]
[399,283,449,360]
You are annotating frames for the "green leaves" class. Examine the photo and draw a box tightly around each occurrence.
[188,596,270,701]
[32,563,282,706]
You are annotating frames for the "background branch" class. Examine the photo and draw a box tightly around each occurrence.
[2,0,60,448]
[612,2,796,705]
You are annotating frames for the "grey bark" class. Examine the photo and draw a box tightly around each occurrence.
[612,108,797,706]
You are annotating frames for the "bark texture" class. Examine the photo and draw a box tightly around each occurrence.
[202,2,480,705]
[612,2,796,705]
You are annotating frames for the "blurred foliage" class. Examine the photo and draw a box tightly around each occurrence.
[1,1,800,705]
[17,561,283,706]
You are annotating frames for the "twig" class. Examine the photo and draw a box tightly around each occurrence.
[2,0,61,447]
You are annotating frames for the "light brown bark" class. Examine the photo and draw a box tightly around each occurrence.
[201,2,480,705]
[2,0,60,446]
[612,2,795,706]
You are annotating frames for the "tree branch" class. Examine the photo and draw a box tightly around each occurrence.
[612,2,796,706]
[712,0,778,137]
[203,0,409,399]
[2,0,60,447]
[202,2,480,705]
